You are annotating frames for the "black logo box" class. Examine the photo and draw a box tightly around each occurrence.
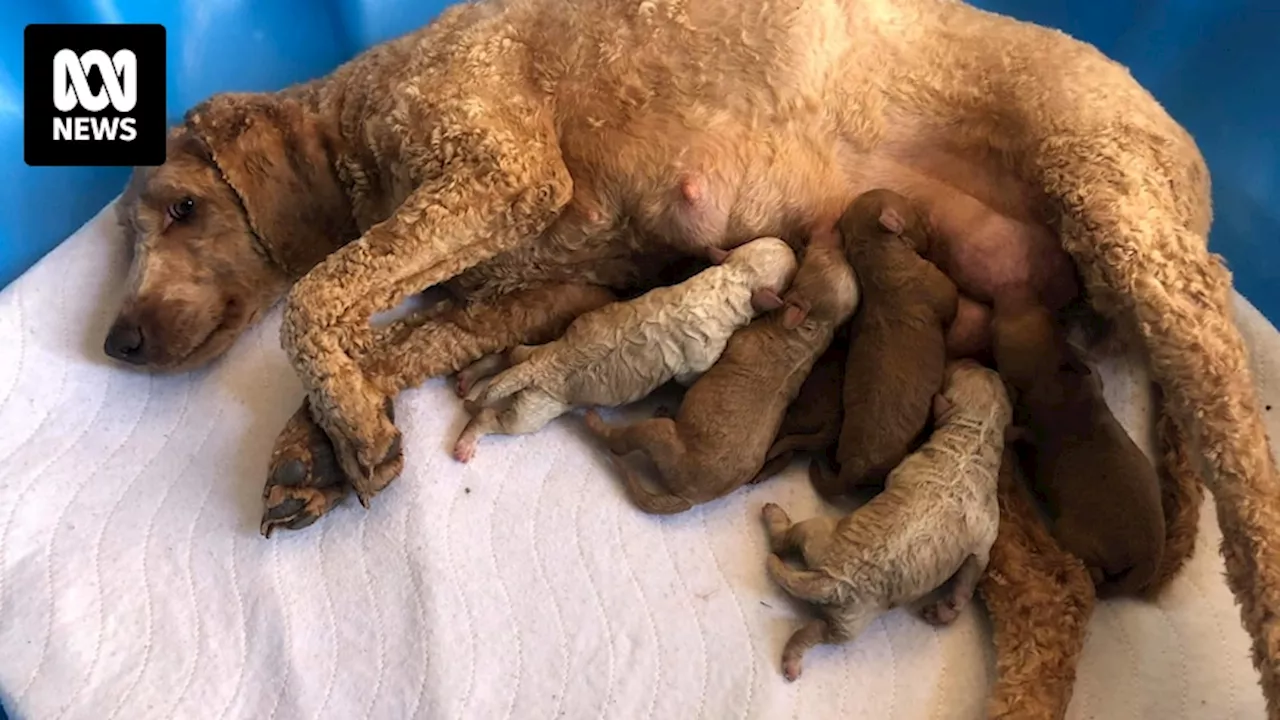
[24,24,166,167]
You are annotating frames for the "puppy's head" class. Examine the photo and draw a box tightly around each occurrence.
[726,237,799,310]
[837,189,931,257]
[778,240,859,329]
[107,93,356,371]
[934,358,1012,427]
[990,300,1095,406]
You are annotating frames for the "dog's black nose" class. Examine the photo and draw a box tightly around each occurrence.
[104,320,146,364]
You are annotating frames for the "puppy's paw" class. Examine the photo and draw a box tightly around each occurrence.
[261,404,352,537]
[583,409,610,437]
[782,654,803,682]
[453,435,478,464]
[919,597,961,626]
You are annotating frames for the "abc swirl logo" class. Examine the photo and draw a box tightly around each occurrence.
[24,24,166,167]
[52,49,140,142]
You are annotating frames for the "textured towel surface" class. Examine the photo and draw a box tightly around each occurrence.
[0,205,1274,719]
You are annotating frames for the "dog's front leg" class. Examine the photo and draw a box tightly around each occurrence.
[280,113,572,505]
[261,281,612,534]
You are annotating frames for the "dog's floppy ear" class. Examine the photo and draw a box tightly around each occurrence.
[184,94,358,278]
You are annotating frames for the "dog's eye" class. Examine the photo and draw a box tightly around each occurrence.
[167,197,195,223]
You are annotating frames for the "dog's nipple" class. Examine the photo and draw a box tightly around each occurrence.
[679,176,703,204]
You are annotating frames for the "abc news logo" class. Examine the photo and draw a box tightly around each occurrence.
[25,24,166,167]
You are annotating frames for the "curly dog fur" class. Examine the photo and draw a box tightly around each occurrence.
[980,446,1097,720]
[109,0,1277,711]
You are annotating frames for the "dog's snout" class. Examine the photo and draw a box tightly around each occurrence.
[104,320,147,364]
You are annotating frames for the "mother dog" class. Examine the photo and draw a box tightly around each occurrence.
[107,0,1280,705]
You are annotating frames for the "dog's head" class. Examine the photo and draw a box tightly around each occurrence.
[107,93,356,371]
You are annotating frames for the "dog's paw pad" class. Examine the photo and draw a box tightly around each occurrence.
[261,485,347,537]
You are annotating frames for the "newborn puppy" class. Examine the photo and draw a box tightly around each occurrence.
[453,237,798,461]
[762,360,1011,680]
[586,234,858,513]
[827,189,959,496]
[991,297,1165,597]
[752,330,848,483]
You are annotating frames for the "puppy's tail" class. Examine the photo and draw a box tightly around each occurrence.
[611,454,693,515]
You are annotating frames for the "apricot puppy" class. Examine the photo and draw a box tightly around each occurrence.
[762,360,1011,680]
[991,298,1165,597]
[586,235,858,513]
[453,237,798,461]
[752,330,849,483]
[822,189,959,497]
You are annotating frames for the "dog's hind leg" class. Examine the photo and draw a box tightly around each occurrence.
[927,24,1278,701]
[780,605,878,681]
[453,388,569,463]
[1045,132,1280,708]
[262,283,611,534]
[766,554,843,604]
[281,93,574,506]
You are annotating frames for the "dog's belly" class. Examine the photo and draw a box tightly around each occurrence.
[455,109,1076,307]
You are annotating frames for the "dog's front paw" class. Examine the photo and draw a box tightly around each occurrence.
[261,404,352,537]
[321,390,405,507]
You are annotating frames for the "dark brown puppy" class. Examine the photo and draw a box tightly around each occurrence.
[752,330,849,483]
[821,189,958,498]
[586,235,858,514]
[991,298,1165,597]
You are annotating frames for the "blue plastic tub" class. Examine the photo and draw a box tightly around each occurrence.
[1,0,1275,320]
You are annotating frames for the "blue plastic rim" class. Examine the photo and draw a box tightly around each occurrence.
[0,1,1276,320]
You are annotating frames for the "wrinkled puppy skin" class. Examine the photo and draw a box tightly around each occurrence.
[979,446,1096,720]
[824,189,959,497]
[754,328,849,483]
[261,281,615,532]
[991,297,1165,598]
[762,360,1011,681]
[453,237,798,462]
[586,233,858,513]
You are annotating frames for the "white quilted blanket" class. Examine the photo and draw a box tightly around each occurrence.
[0,205,1274,720]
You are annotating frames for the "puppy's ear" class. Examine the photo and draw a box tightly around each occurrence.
[932,393,952,419]
[751,288,785,312]
[185,94,358,278]
[781,299,809,329]
[707,246,731,264]
[1004,425,1031,445]
[1059,353,1093,376]
[877,206,905,234]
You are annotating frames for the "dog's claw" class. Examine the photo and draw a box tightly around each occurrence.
[324,393,405,504]
[261,403,353,536]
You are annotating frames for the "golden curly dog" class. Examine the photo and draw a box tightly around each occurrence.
[107,0,1276,710]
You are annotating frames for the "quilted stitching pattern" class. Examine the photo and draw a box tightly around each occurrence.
[0,204,1272,719]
